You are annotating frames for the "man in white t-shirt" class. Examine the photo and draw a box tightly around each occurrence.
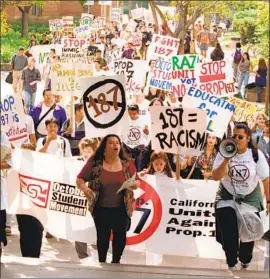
[37,117,72,158]
[128,91,151,122]
[124,104,150,149]
[30,89,67,140]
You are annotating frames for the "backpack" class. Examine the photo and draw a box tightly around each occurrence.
[251,148,258,164]
[233,49,242,63]
[42,136,67,156]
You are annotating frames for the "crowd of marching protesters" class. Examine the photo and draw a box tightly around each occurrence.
[1,15,269,271]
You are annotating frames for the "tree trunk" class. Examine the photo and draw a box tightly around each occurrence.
[177,29,187,54]
[19,6,31,37]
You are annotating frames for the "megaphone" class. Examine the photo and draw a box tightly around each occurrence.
[219,138,238,158]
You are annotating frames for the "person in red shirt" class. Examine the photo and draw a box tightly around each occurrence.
[76,134,140,264]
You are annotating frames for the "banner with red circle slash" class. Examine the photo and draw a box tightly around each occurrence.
[126,179,162,245]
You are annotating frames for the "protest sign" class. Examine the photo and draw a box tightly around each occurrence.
[61,38,88,58]
[150,106,207,155]
[80,75,128,138]
[182,86,235,138]
[30,44,62,72]
[74,25,92,38]
[49,19,63,32]
[84,0,94,5]
[123,32,142,47]
[196,60,235,96]
[62,16,74,34]
[149,59,173,91]
[171,55,200,97]
[122,14,129,25]
[1,95,17,133]
[81,13,94,25]
[130,8,145,20]
[50,63,94,97]
[126,19,137,32]
[228,97,257,126]
[3,94,27,143]
[148,34,180,59]
[111,8,121,22]
[171,56,236,97]
[113,60,148,100]
[91,17,106,29]
[8,152,225,259]
[62,16,74,26]
[98,0,112,5]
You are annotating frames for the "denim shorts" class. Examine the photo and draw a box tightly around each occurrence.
[200,43,209,51]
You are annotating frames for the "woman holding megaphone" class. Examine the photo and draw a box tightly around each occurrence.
[212,123,269,270]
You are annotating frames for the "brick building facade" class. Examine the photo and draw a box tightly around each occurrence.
[5,0,117,23]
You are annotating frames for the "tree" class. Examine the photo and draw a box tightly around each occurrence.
[148,1,260,51]
[149,1,218,39]
[1,0,45,37]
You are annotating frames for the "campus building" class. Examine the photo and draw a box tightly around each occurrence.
[4,0,119,23]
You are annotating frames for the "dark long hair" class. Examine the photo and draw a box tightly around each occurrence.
[241,52,250,62]
[149,97,164,106]
[146,151,173,178]
[212,43,224,59]
[203,133,221,152]
[92,134,129,162]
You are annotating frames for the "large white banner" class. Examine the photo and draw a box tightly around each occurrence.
[182,86,236,138]
[150,107,207,156]
[80,75,129,138]
[30,44,62,73]
[8,149,225,259]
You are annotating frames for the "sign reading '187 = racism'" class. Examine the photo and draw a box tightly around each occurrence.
[150,106,207,156]
[80,75,129,138]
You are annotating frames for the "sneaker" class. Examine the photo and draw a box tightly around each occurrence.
[228,266,237,271]
[240,263,249,270]
[5,226,11,236]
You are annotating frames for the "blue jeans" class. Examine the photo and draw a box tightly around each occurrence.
[233,63,239,81]
[256,86,263,102]
[238,72,249,97]
[24,91,36,114]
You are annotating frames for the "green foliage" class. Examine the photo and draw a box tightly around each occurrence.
[0,11,11,36]
[11,23,49,34]
[232,1,269,58]
[0,23,49,63]
[233,8,257,44]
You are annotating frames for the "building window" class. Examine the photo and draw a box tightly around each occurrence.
[32,5,42,16]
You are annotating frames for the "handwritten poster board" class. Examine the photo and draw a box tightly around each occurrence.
[150,106,207,155]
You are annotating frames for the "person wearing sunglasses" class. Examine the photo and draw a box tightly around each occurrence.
[212,123,269,270]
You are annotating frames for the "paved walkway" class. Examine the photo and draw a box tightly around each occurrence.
[1,218,268,278]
